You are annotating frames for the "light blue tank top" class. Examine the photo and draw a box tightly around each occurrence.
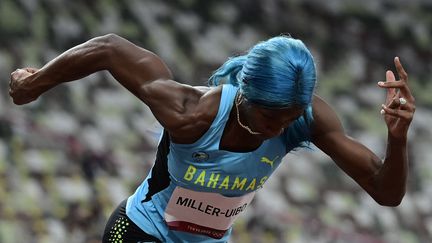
[126,84,290,242]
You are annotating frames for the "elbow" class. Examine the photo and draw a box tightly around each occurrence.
[373,191,406,207]
[376,198,403,207]
[87,33,122,67]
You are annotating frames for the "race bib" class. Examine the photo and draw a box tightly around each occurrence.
[164,187,255,239]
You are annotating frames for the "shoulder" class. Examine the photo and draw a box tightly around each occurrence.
[166,84,224,143]
[311,94,344,139]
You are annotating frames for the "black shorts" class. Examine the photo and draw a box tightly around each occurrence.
[102,199,162,243]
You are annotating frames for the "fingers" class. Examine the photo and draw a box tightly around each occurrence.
[381,95,416,119]
[386,69,396,82]
[11,68,26,81]
[24,67,38,73]
[384,70,397,104]
[379,57,415,131]
[11,68,37,79]
[381,104,414,122]
[9,68,36,105]
[386,95,413,110]
[10,68,35,89]
[378,79,405,89]
[11,69,21,81]
[378,57,414,103]
[394,57,408,82]
[386,95,400,109]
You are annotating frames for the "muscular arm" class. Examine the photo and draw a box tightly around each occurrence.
[10,34,212,136]
[10,34,172,103]
[311,95,408,206]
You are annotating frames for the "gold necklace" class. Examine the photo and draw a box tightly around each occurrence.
[235,93,262,135]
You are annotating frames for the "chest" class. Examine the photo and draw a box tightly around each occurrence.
[167,137,287,196]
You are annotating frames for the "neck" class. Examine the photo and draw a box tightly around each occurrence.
[220,107,263,152]
[235,93,261,135]
[219,92,264,152]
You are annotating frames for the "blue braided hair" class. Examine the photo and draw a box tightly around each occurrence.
[209,36,317,150]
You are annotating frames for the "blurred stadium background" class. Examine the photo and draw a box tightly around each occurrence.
[1,0,432,242]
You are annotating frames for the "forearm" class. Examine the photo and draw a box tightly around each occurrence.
[374,134,408,206]
[29,34,113,91]
[39,33,173,99]
[11,34,173,105]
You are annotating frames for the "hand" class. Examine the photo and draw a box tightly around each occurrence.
[378,57,415,139]
[9,67,40,105]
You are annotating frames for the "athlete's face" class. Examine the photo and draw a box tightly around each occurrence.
[243,102,305,139]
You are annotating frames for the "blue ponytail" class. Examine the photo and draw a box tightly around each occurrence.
[209,55,247,87]
[284,105,314,151]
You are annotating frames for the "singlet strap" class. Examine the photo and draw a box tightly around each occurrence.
[171,84,239,149]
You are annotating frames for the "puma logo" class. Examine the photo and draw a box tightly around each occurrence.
[260,156,279,168]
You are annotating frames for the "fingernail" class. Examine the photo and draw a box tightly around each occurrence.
[378,82,384,86]
[380,109,385,115]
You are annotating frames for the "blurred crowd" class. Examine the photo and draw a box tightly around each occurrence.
[0,0,432,242]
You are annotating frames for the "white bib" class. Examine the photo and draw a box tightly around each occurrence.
[164,187,255,239]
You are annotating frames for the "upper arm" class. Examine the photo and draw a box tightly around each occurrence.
[311,95,382,190]
[104,34,173,99]
[139,80,209,134]
[103,34,214,137]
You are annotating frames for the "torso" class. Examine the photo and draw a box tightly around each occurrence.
[126,84,316,242]
[167,84,288,196]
